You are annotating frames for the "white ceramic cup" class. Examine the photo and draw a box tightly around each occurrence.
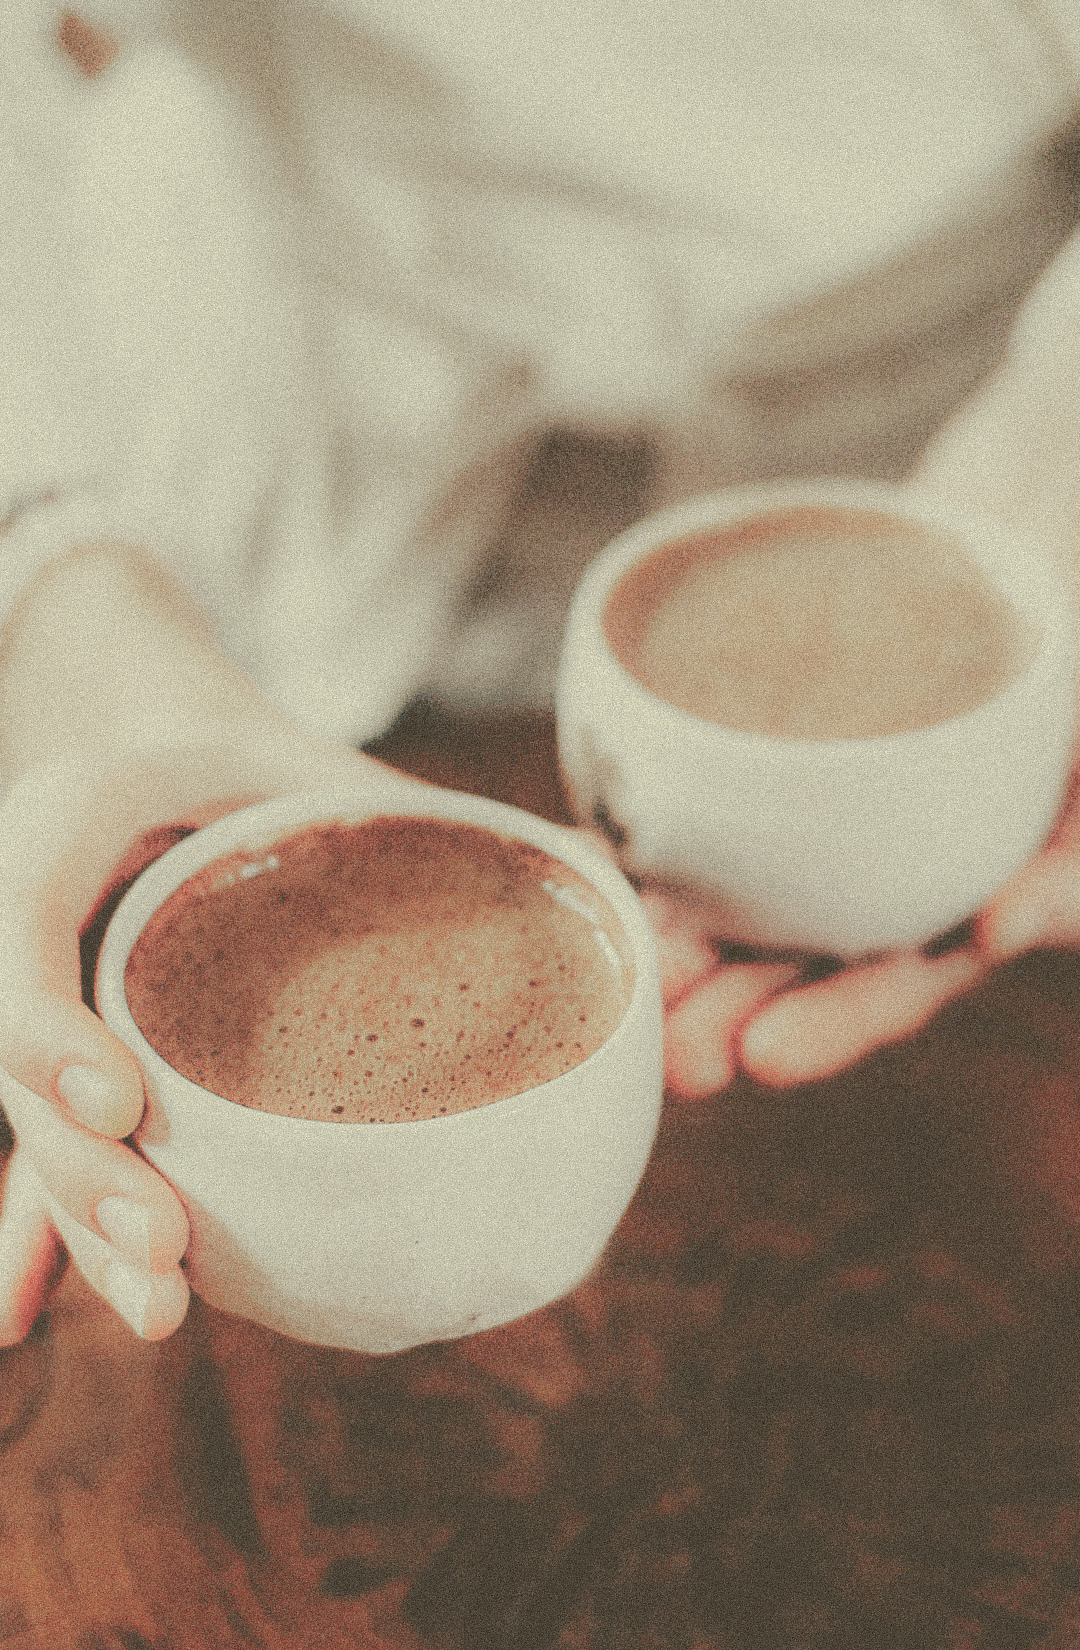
[94,780,663,1353]
[556,479,1078,956]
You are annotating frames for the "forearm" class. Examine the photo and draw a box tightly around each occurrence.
[0,539,291,781]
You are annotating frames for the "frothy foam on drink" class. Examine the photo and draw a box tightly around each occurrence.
[124,817,631,1121]
[604,506,1034,738]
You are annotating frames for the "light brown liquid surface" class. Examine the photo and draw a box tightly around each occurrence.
[125,817,631,1122]
[604,506,1033,738]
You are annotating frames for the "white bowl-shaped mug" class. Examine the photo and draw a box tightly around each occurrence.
[556,479,1078,956]
[94,780,663,1353]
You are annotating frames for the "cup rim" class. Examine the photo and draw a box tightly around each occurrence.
[94,779,658,1133]
[563,476,1076,758]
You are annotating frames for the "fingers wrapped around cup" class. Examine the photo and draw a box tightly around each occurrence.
[94,779,663,1352]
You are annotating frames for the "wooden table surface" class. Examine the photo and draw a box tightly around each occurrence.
[3,708,1080,1650]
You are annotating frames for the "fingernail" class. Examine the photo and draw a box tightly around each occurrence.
[96,1195,152,1269]
[102,1256,152,1337]
[56,1066,121,1133]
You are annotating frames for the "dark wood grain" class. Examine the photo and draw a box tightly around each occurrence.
[2,712,1080,1648]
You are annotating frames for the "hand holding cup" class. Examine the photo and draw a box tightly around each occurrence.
[557,480,1078,1085]
[95,780,662,1352]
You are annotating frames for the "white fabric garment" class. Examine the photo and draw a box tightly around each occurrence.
[2,0,1079,742]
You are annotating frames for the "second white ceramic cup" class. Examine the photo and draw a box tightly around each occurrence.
[94,778,663,1353]
[556,479,1077,956]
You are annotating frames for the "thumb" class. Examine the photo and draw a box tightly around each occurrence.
[0,763,152,1137]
